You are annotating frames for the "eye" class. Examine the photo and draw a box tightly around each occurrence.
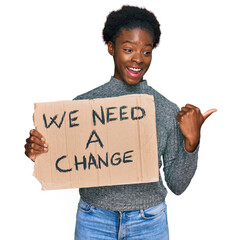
[144,51,152,55]
[123,48,132,53]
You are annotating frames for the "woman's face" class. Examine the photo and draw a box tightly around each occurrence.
[108,28,153,86]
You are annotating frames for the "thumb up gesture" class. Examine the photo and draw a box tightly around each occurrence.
[176,104,217,152]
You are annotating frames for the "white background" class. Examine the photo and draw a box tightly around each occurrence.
[1,0,240,239]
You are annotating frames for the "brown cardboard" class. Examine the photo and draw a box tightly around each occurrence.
[33,94,159,190]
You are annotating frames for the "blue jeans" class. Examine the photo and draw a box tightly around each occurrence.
[75,199,169,240]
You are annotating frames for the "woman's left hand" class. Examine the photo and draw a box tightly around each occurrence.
[176,104,217,152]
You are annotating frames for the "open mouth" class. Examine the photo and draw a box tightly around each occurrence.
[126,66,142,77]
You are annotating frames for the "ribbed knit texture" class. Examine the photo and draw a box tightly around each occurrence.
[74,77,199,211]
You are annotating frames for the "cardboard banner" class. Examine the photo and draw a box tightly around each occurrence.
[33,94,159,190]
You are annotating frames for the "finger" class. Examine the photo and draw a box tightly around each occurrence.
[185,104,201,114]
[28,148,42,155]
[25,146,46,163]
[25,144,44,156]
[29,154,36,162]
[181,107,190,112]
[25,149,38,162]
[203,109,217,121]
[25,141,48,154]
[25,142,48,153]
[176,111,184,119]
[176,112,185,122]
[185,103,198,109]
[30,129,46,142]
[25,145,47,161]
[26,135,48,148]
[27,153,37,162]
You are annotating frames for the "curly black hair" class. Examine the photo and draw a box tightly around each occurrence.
[102,5,161,49]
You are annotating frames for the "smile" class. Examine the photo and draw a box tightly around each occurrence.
[126,67,142,77]
[128,67,141,72]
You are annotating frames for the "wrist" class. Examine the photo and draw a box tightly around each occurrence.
[184,138,200,153]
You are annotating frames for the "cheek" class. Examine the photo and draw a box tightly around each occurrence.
[145,57,152,68]
[115,54,128,69]
[119,54,129,64]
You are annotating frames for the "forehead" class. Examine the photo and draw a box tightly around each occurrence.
[116,28,153,45]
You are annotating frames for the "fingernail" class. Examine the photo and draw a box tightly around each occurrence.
[44,148,48,152]
[44,143,48,147]
[41,137,45,142]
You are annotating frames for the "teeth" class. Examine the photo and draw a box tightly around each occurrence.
[128,67,141,72]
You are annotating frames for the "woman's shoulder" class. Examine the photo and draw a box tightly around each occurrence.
[147,86,179,115]
[73,81,111,100]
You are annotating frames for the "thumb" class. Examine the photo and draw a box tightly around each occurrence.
[202,109,217,121]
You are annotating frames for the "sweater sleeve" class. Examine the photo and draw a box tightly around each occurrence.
[162,105,199,195]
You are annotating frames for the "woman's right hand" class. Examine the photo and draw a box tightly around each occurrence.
[25,129,48,162]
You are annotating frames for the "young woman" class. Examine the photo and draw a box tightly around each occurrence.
[25,5,216,240]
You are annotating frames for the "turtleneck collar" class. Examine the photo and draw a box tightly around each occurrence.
[109,76,148,91]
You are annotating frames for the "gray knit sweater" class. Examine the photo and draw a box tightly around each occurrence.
[74,76,199,211]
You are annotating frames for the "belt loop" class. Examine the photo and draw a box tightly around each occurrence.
[118,211,122,240]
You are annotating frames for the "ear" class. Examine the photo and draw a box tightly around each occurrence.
[107,41,114,56]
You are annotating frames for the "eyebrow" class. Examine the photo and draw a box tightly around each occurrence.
[122,41,153,47]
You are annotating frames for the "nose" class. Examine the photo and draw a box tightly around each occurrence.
[131,52,143,64]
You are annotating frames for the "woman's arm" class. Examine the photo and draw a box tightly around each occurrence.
[163,104,216,195]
